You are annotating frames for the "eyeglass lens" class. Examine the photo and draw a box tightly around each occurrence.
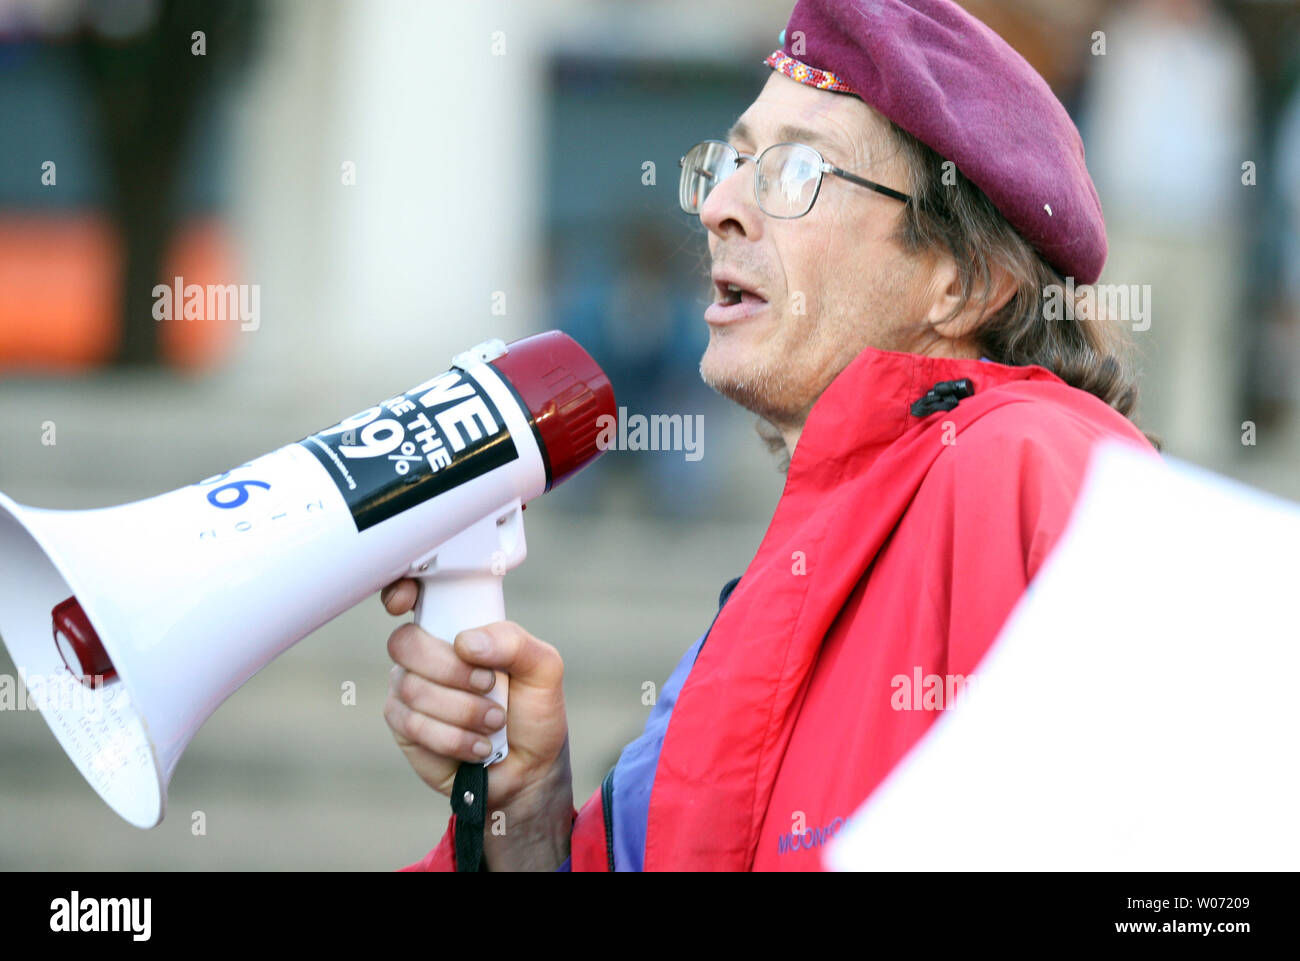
[680,142,824,218]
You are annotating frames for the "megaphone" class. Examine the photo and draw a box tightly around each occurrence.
[0,331,614,829]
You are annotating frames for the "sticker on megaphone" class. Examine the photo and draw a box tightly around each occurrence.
[302,363,519,532]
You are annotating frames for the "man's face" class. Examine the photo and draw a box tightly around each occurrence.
[697,72,959,430]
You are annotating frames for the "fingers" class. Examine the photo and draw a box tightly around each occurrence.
[387,618,562,692]
[388,663,506,737]
[380,578,418,616]
[386,622,497,694]
[452,621,564,689]
[383,691,495,762]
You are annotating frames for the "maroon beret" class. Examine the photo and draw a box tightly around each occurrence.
[766,0,1106,284]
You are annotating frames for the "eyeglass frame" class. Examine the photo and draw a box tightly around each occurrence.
[678,138,912,219]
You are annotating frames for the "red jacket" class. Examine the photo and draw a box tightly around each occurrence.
[402,345,1156,871]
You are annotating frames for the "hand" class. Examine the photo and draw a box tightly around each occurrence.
[381,578,574,869]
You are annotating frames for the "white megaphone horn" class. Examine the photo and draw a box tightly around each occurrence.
[0,330,615,828]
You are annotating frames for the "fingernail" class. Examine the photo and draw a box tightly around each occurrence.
[460,630,489,656]
[484,707,505,729]
[469,668,495,692]
[473,739,492,757]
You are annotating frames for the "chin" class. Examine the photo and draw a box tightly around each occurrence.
[699,334,800,426]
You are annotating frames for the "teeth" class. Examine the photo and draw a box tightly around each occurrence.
[727,283,741,292]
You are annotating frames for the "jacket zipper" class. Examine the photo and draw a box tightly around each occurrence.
[600,766,616,872]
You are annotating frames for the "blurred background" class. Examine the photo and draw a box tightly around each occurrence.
[0,0,1296,869]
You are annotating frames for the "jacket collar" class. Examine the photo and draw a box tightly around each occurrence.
[787,345,1067,482]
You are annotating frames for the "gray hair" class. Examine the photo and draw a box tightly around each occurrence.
[885,120,1159,450]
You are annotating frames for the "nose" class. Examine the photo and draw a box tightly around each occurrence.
[699,158,763,242]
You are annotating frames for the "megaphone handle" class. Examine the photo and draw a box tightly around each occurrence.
[413,573,509,766]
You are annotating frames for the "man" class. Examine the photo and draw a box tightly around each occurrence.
[384,0,1156,871]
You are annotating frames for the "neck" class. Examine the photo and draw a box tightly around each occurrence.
[782,426,802,460]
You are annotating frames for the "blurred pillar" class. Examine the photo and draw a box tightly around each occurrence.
[76,0,257,367]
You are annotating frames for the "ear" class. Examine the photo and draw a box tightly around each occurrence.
[923,252,1017,344]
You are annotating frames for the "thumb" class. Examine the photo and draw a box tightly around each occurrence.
[453,622,562,689]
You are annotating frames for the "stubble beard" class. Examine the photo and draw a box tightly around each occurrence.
[698,328,805,431]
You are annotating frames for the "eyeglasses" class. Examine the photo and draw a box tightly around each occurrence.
[678,139,911,219]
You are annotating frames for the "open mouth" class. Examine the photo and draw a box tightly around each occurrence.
[715,281,766,307]
[705,274,769,326]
